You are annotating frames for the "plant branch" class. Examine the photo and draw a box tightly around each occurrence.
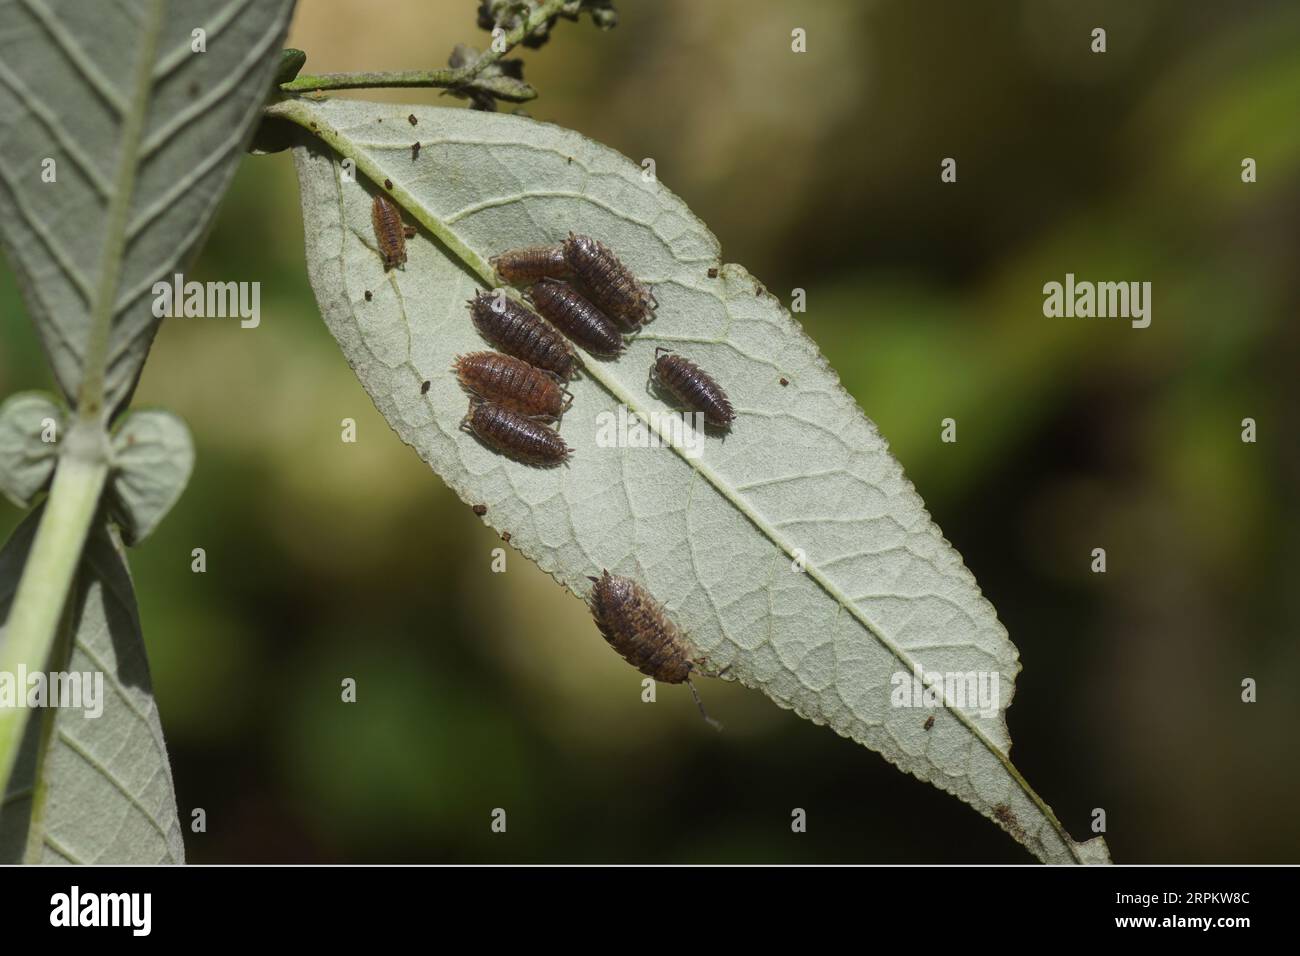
[279,0,569,94]
[0,425,110,795]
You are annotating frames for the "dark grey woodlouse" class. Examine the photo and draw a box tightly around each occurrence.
[453,351,571,421]
[651,348,735,427]
[491,244,570,285]
[467,291,576,380]
[587,571,719,728]
[562,233,656,330]
[527,278,624,357]
[461,400,571,467]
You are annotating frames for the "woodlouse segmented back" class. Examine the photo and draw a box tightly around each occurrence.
[467,291,576,380]
[371,194,408,270]
[461,400,571,466]
[587,571,720,728]
[453,351,571,421]
[528,278,624,357]
[652,348,735,427]
[491,244,570,285]
[562,233,656,329]
[588,571,695,684]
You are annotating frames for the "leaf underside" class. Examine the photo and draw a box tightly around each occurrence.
[0,0,295,864]
[0,511,185,864]
[287,99,1107,864]
[0,0,296,415]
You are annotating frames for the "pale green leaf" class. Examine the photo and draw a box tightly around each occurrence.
[0,392,63,507]
[108,409,194,546]
[0,511,184,864]
[0,0,296,416]
[280,98,1110,864]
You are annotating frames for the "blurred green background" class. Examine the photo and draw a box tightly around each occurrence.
[2,0,1297,863]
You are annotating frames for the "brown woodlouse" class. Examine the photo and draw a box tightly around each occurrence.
[651,348,735,427]
[371,194,416,270]
[461,400,571,467]
[923,715,935,731]
[467,291,576,380]
[587,570,719,728]
[453,351,571,421]
[491,244,570,285]
[562,233,656,329]
[528,278,624,357]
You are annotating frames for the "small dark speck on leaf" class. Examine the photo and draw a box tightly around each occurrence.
[411,142,421,161]
[408,114,418,126]
[309,122,317,129]
[923,715,934,730]
[187,81,200,96]
[501,531,512,543]
[364,290,372,301]
[992,802,1026,840]
[707,267,718,278]
[472,504,487,516]
[384,178,393,189]
[567,156,572,164]
[779,377,789,386]
[421,380,431,394]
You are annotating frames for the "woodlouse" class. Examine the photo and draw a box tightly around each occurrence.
[651,348,735,427]
[923,715,935,731]
[453,351,571,421]
[420,380,431,394]
[370,194,415,270]
[587,570,719,728]
[467,291,576,380]
[472,504,487,516]
[562,233,656,329]
[491,244,570,285]
[461,400,571,467]
[528,278,624,357]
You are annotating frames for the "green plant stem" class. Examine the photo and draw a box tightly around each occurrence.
[280,0,568,93]
[0,429,109,795]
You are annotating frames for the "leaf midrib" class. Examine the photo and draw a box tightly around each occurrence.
[77,0,165,420]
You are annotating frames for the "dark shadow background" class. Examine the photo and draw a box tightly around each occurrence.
[2,0,1297,863]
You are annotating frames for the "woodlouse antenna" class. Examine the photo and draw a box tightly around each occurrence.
[687,678,723,732]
